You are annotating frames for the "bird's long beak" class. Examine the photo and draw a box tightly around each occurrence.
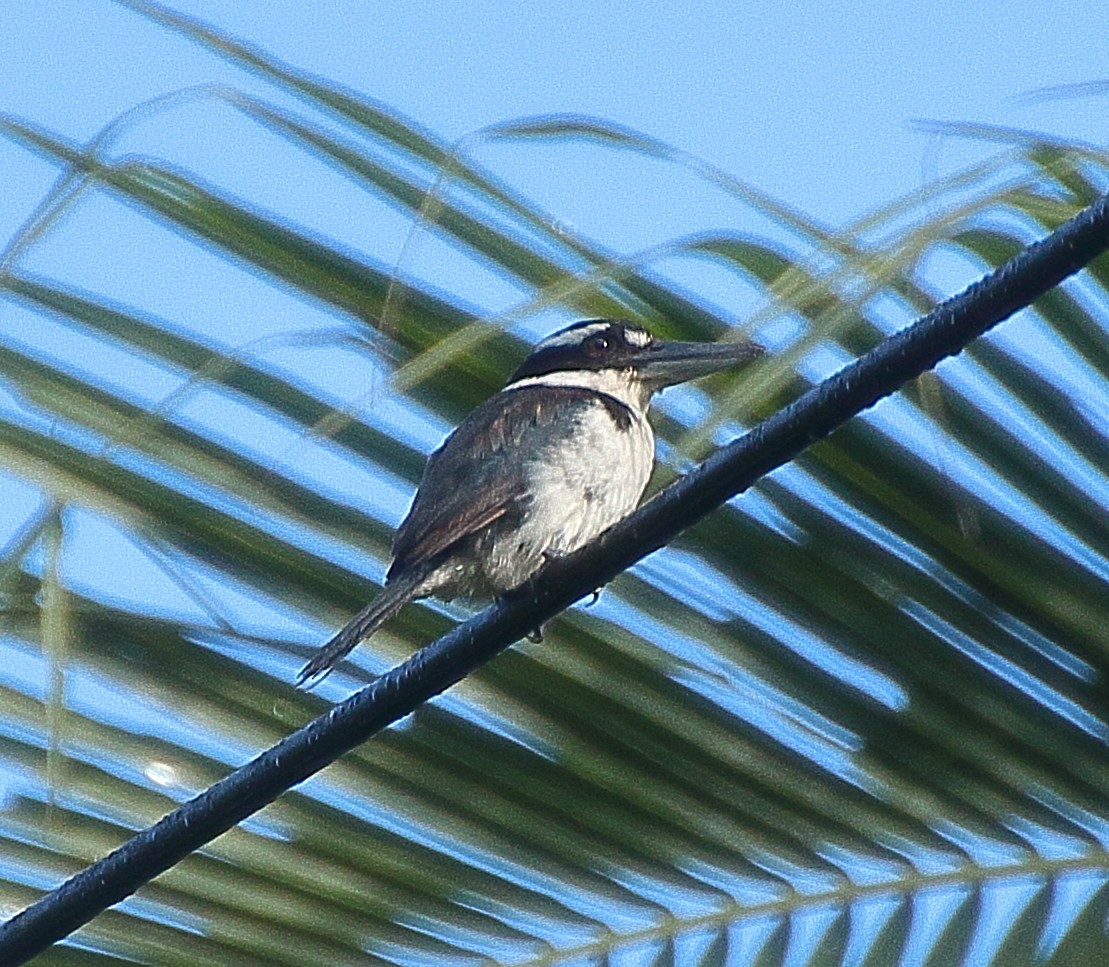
[633,338,764,387]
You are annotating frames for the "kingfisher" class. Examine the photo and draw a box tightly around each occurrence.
[298,319,762,685]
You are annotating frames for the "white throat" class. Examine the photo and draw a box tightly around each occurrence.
[505,368,654,414]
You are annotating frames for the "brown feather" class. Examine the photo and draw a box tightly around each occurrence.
[387,384,633,578]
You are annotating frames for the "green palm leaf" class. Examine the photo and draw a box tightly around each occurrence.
[0,5,1107,964]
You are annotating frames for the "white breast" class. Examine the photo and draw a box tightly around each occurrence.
[523,396,654,554]
[478,370,655,591]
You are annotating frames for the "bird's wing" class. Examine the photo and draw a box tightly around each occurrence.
[388,384,609,575]
[390,490,517,575]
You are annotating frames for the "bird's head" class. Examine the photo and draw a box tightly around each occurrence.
[508,319,763,407]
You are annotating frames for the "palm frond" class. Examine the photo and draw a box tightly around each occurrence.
[0,5,1107,964]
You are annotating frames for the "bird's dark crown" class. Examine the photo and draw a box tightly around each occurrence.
[509,319,653,382]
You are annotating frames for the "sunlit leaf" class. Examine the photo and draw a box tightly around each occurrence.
[0,7,1107,966]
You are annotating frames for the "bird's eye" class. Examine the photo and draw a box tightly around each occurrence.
[585,334,611,355]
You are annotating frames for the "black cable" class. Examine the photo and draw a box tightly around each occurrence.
[3,191,1109,964]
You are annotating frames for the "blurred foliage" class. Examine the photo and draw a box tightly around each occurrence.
[1,2,1108,964]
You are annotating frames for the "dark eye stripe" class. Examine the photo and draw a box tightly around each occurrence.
[508,319,652,381]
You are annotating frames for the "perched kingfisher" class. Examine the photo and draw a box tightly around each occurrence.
[298,319,762,684]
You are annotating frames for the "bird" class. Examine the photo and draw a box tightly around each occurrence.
[297,318,763,685]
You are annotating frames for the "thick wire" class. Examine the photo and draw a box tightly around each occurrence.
[3,191,1109,963]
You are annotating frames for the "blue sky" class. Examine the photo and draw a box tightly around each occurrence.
[5,0,1109,238]
[5,0,1109,397]
[1,0,1106,628]
[1,0,1107,673]
[1,3,1108,960]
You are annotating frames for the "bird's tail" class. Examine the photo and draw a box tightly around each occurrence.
[296,571,424,687]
